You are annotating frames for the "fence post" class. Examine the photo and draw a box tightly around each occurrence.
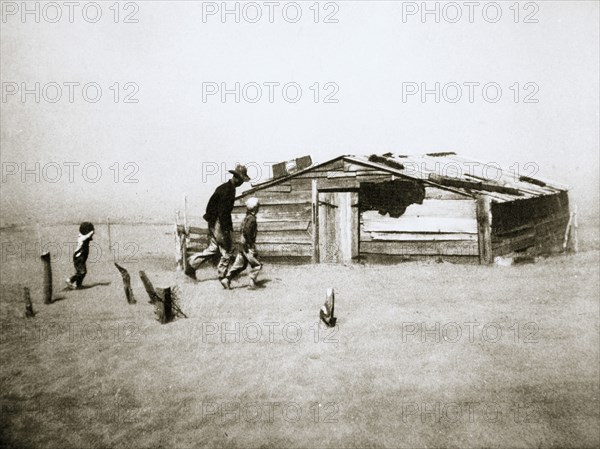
[24,287,35,317]
[156,287,173,324]
[139,271,160,304]
[40,252,52,304]
[311,179,319,264]
[183,194,188,234]
[115,263,136,304]
[572,205,579,253]
[107,216,112,253]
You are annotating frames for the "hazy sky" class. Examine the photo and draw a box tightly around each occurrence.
[1,0,598,226]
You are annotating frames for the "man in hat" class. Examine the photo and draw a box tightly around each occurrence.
[186,164,251,285]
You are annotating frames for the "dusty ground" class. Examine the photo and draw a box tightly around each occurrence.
[0,224,599,449]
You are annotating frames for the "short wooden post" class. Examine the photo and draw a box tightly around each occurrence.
[107,217,112,251]
[563,212,573,251]
[476,195,493,264]
[182,195,191,272]
[183,194,188,234]
[182,239,191,275]
[23,287,35,317]
[139,271,160,304]
[175,210,183,271]
[320,287,336,327]
[40,252,52,304]
[572,205,579,253]
[311,179,319,264]
[563,205,579,254]
[156,287,173,324]
[114,263,136,304]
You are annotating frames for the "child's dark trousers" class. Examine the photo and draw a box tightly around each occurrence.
[69,254,88,288]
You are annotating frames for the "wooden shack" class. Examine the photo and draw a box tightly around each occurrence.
[178,153,571,265]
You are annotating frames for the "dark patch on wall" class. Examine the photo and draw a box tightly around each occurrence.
[360,180,425,218]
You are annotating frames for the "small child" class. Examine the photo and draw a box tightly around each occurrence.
[222,197,262,289]
[66,222,95,289]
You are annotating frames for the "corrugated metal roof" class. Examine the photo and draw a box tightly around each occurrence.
[241,153,568,203]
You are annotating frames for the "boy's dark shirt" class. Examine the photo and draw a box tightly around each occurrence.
[75,234,93,259]
[77,240,91,259]
[203,181,236,231]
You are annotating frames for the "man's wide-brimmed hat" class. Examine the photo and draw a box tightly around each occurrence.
[228,164,251,182]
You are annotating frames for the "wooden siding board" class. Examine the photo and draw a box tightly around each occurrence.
[234,191,311,207]
[256,243,313,257]
[256,232,311,244]
[327,171,357,179]
[344,161,378,172]
[232,203,311,215]
[361,210,477,234]
[360,240,479,256]
[362,231,478,242]
[425,186,472,200]
[181,221,310,233]
[398,199,477,218]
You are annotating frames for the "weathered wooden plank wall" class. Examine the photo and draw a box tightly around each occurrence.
[360,186,479,260]
[491,191,570,256]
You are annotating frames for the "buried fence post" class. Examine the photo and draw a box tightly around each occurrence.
[141,271,187,320]
[114,263,136,304]
[320,287,336,327]
[107,216,112,254]
[563,205,579,254]
[181,240,192,276]
[156,287,173,324]
[139,271,160,304]
[183,194,188,233]
[175,210,183,271]
[311,179,319,264]
[572,205,579,253]
[40,252,52,304]
[23,287,35,317]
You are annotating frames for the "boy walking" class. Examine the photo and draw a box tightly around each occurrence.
[222,197,262,289]
[66,222,95,289]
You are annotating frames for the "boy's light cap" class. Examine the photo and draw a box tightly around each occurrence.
[246,197,260,210]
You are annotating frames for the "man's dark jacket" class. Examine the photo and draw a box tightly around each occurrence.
[203,181,236,231]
